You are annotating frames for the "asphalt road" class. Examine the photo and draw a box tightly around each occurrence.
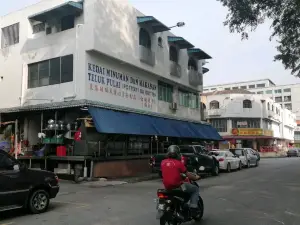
[1,158,300,225]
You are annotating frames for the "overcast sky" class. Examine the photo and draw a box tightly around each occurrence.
[2,0,300,86]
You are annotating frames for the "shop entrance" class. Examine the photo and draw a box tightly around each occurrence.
[242,139,253,148]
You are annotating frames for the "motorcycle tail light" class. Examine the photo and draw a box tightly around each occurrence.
[157,192,168,199]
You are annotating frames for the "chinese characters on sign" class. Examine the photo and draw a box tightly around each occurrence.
[87,63,157,110]
[231,128,273,136]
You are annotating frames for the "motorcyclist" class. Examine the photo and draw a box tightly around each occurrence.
[161,145,201,216]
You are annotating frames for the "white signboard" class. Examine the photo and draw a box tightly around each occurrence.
[87,63,157,111]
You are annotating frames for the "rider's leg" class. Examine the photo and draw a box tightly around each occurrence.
[181,183,199,208]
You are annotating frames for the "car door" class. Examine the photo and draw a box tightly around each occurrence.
[0,152,30,207]
[225,152,235,169]
[247,149,256,164]
[194,146,213,170]
[228,151,238,169]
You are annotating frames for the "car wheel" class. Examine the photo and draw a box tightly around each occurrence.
[247,161,250,168]
[212,163,219,176]
[226,163,231,173]
[238,162,242,170]
[28,189,50,214]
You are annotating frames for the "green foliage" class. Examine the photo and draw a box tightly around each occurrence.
[217,0,300,77]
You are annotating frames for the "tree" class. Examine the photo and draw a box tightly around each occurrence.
[217,0,300,77]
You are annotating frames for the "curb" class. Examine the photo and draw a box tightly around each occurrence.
[123,174,160,183]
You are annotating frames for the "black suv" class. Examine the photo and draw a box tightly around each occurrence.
[0,151,59,214]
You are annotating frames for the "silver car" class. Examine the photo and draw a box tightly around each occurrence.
[287,148,300,157]
[229,148,259,168]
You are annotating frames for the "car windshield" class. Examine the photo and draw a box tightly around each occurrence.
[179,146,194,154]
[230,149,244,156]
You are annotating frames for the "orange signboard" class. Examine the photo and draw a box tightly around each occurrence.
[231,128,273,136]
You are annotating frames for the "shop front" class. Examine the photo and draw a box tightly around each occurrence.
[223,128,274,151]
[0,102,222,179]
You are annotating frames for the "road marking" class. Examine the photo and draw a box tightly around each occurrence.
[52,200,90,208]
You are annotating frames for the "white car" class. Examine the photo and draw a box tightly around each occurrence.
[229,148,259,168]
[213,150,242,172]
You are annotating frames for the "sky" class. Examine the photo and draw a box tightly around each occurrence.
[2,0,300,86]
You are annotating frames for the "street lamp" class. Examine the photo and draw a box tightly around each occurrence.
[168,22,185,29]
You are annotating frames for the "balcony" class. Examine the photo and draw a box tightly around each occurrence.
[188,69,203,86]
[207,109,224,117]
[139,45,155,66]
[170,61,181,77]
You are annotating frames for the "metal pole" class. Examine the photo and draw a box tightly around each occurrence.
[40,112,43,133]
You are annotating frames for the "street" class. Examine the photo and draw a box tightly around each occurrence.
[1,158,300,225]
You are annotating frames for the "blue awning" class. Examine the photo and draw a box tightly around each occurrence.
[168,36,194,49]
[188,48,212,60]
[202,67,209,74]
[137,16,170,33]
[88,107,222,141]
[28,1,83,22]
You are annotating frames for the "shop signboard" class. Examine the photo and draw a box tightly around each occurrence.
[231,128,273,136]
[87,62,158,112]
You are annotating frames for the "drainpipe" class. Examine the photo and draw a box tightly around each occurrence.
[74,24,83,99]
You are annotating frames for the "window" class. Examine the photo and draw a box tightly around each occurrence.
[272,105,274,111]
[285,103,292,110]
[139,28,151,49]
[158,37,163,48]
[178,90,199,108]
[211,88,216,91]
[243,99,252,108]
[267,102,270,110]
[232,119,260,128]
[210,119,227,132]
[257,91,263,94]
[249,85,255,89]
[295,132,300,141]
[240,86,247,89]
[275,97,282,103]
[158,81,173,103]
[232,87,238,90]
[1,23,19,48]
[274,89,282,94]
[61,15,75,31]
[209,101,219,109]
[284,96,291,102]
[28,55,74,88]
[0,152,15,171]
[224,88,231,90]
[284,88,291,93]
[203,89,209,91]
[266,90,273,94]
[188,58,198,71]
[257,83,265,88]
[32,23,45,34]
[178,90,189,107]
[169,46,178,63]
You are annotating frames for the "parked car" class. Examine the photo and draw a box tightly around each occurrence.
[0,150,59,213]
[211,150,242,172]
[229,148,259,168]
[287,148,300,157]
[149,145,220,177]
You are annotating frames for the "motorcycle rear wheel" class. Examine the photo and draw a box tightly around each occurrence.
[193,196,204,221]
[160,213,178,225]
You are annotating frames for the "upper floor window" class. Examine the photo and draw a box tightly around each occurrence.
[284,96,291,102]
[61,15,75,31]
[28,55,73,89]
[210,119,227,132]
[32,23,45,34]
[240,86,247,89]
[139,28,151,49]
[178,90,199,108]
[284,88,291,93]
[188,58,198,71]
[243,99,252,108]
[249,85,255,89]
[232,87,239,90]
[265,90,272,94]
[274,89,282,94]
[285,103,292,110]
[257,91,263,94]
[169,46,178,63]
[257,83,265,88]
[158,81,173,103]
[275,96,282,102]
[224,88,231,90]
[267,102,270,110]
[158,37,163,48]
[272,105,274,111]
[1,23,19,48]
[210,101,219,109]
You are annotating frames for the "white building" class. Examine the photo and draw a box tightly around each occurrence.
[0,0,220,177]
[204,79,300,146]
[201,90,296,150]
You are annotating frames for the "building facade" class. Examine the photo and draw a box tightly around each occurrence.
[201,90,296,151]
[0,0,220,177]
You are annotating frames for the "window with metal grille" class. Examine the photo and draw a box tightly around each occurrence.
[32,23,45,34]
[209,101,219,109]
[243,99,252,108]
[210,119,227,132]
[1,23,19,48]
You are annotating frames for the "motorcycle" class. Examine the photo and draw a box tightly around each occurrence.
[156,174,204,225]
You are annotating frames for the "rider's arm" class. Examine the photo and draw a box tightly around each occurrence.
[179,162,200,181]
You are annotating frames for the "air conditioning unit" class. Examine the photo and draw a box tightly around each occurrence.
[170,102,178,110]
